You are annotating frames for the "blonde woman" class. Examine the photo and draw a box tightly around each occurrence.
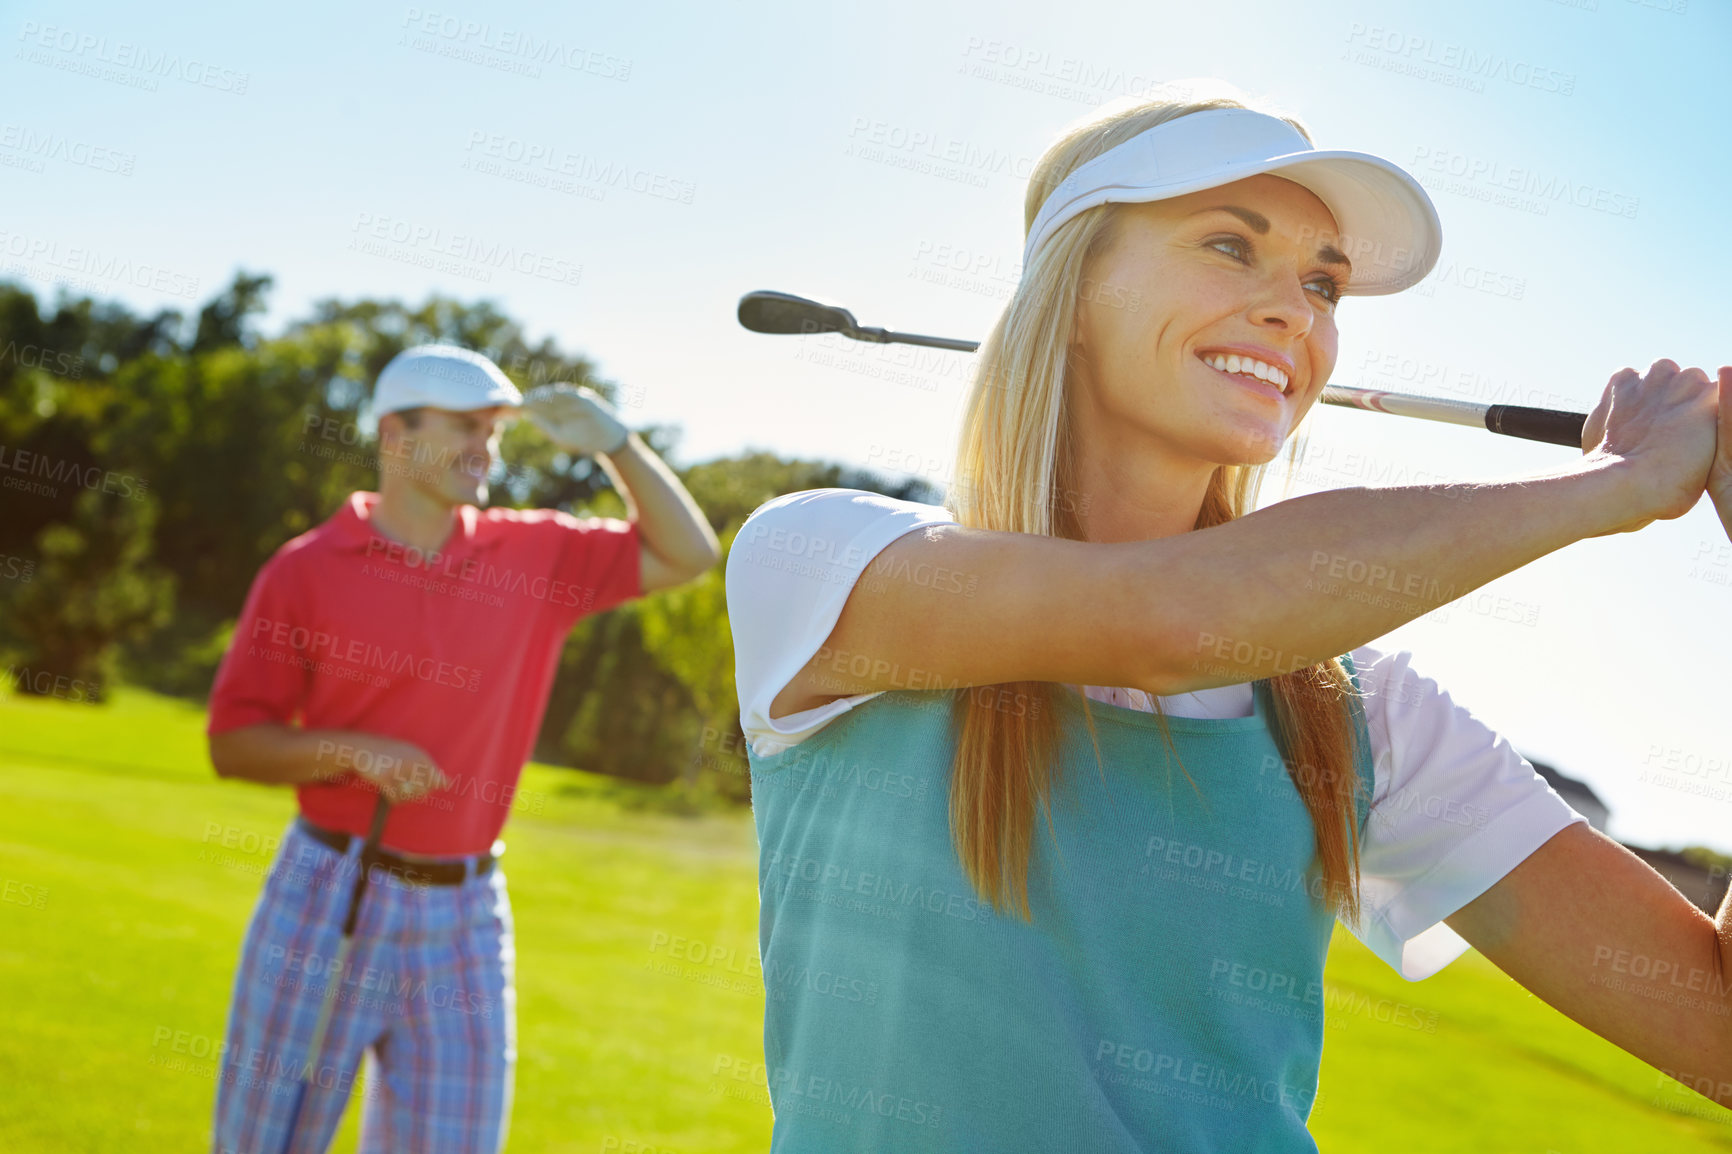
[726,89,1732,1151]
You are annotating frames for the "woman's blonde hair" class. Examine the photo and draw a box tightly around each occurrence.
[947,84,1368,925]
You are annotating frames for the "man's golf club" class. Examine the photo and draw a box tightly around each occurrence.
[278,794,392,1153]
[737,289,1590,448]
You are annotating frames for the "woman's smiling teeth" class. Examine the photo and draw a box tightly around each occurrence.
[1201,352,1290,393]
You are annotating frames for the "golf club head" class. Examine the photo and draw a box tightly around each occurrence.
[737,291,859,338]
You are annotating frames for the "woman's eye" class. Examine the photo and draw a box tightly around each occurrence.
[1208,236,1249,260]
[1307,278,1344,306]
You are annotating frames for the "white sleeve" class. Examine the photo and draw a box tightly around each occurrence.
[1344,643,1590,981]
[725,487,958,758]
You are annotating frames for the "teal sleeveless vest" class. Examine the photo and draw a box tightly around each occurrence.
[747,658,1374,1152]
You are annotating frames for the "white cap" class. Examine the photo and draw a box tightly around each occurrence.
[1023,107,1443,296]
[371,344,523,417]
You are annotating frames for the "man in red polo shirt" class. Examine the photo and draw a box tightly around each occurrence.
[204,344,720,1153]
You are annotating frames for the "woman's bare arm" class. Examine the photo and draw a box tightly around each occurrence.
[1446,823,1732,1111]
[771,360,1717,718]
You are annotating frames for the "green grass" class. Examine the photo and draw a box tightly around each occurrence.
[1,687,1729,1151]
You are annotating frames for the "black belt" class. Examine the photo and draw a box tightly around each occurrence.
[294,816,498,887]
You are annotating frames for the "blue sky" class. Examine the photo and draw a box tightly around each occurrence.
[4,0,1730,852]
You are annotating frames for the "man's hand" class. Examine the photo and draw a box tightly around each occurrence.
[319,733,450,804]
[521,383,631,457]
[1710,366,1732,542]
[212,724,450,804]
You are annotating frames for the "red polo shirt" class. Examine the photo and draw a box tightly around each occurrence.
[206,491,641,855]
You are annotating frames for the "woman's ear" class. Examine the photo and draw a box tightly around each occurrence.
[1065,307,1091,371]
[1068,265,1098,364]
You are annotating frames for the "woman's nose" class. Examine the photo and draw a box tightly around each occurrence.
[1251,274,1315,335]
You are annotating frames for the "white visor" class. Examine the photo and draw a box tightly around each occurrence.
[1023,107,1443,296]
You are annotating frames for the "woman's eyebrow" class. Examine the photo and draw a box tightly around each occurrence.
[1191,204,1270,234]
[1189,204,1353,273]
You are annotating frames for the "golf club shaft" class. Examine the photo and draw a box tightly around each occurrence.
[853,326,1586,446]
[847,325,980,353]
[280,795,391,1151]
[736,290,1590,448]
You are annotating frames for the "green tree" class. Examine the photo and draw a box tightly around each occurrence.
[637,532,742,801]
[0,486,173,697]
[189,270,272,354]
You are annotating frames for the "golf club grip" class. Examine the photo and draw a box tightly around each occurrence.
[1483,404,1588,448]
[341,798,391,937]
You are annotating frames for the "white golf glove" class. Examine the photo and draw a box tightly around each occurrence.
[521,383,630,457]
